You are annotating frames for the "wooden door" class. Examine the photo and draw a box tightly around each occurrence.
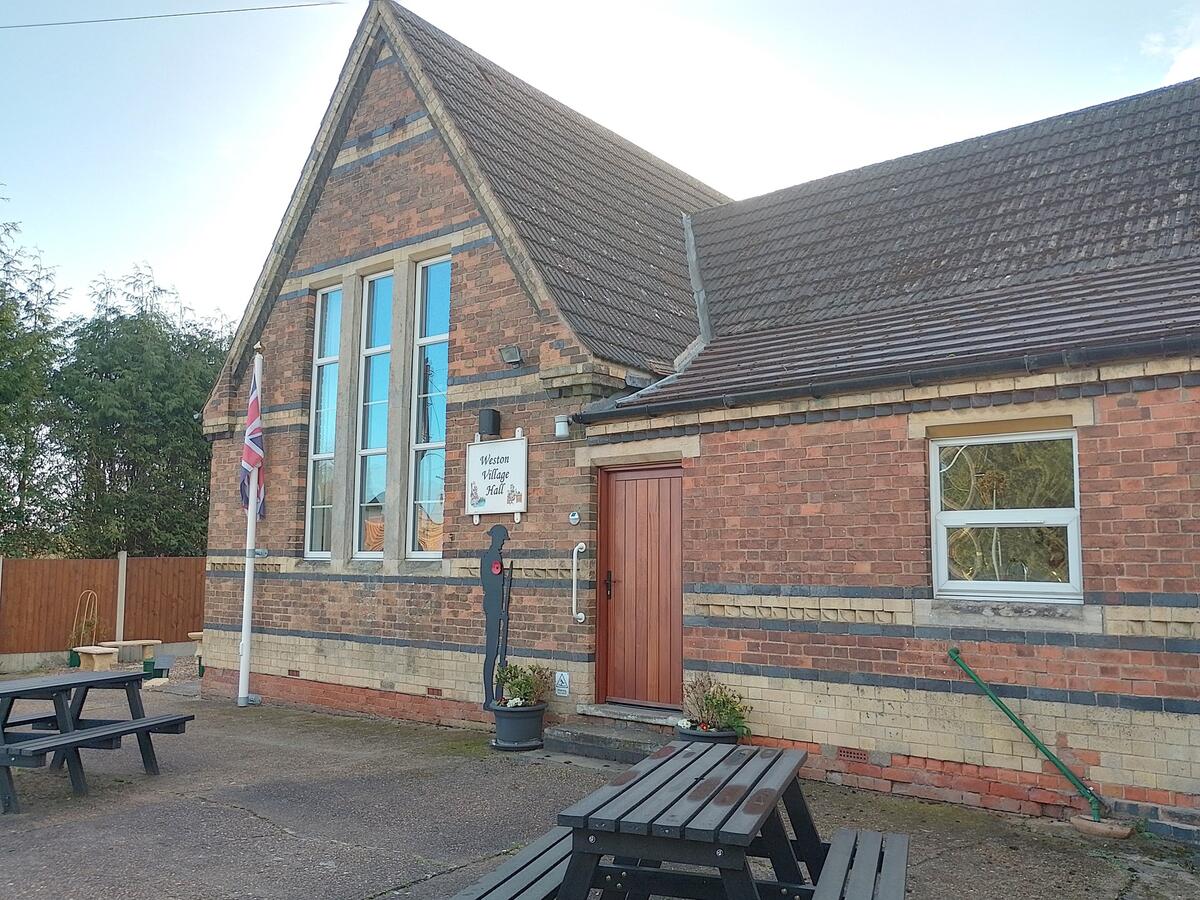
[599,466,683,708]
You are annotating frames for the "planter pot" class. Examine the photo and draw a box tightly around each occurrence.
[67,650,80,668]
[491,702,547,751]
[676,725,739,744]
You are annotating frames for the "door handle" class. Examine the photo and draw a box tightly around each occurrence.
[604,570,613,600]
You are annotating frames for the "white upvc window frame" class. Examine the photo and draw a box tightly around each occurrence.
[304,285,341,559]
[353,271,393,559]
[929,429,1083,604]
[406,255,451,560]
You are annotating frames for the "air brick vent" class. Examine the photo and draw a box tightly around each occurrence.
[837,746,869,764]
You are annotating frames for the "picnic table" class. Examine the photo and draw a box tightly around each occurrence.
[454,740,908,899]
[0,669,193,814]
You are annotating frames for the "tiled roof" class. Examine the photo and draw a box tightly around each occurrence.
[603,258,1200,412]
[693,78,1200,336]
[390,3,728,374]
[601,78,1200,415]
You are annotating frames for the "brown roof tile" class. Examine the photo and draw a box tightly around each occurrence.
[390,3,728,374]
[599,78,1200,416]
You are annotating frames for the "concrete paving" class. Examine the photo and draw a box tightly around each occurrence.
[0,687,1197,899]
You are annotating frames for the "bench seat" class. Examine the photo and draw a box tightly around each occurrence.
[451,827,572,900]
[2,713,194,764]
[450,825,907,900]
[813,828,908,899]
[73,646,119,671]
[4,711,59,729]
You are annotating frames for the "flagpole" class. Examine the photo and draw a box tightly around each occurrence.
[237,348,263,708]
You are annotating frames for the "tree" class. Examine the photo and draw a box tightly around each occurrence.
[0,220,64,555]
[55,268,228,557]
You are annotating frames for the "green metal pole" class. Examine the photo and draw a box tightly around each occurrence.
[948,647,1104,821]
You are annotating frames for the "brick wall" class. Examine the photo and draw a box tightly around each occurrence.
[203,44,610,717]
[618,373,1198,840]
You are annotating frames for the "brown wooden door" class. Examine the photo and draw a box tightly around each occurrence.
[599,466,683,708]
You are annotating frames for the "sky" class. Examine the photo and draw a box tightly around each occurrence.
[3,0,1200,325]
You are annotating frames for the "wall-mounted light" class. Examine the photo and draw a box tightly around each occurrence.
[554,414,570,440]
[499,345,523,365]
[479,408,501,437]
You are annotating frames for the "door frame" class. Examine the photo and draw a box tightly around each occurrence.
[595,462,684,706]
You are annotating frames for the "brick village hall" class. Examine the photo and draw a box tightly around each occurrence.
[201,2,1200,842]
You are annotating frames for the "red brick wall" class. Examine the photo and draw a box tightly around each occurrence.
[681,385,1200,596]
[204,49,604,670]
[1080,389,1200,596]
[682,419,929,589]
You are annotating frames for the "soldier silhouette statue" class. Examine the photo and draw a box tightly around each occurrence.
[480,523,510,709]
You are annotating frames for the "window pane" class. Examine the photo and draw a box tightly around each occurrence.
[412,500,444,553]
[359,454,386,554]
[308,457,333,555]
[417,342,447,395]
[318,289,341,358]
[313,363,337,454]
[360,506,385,553]
[939,439,1074,511]
[414,343,447,444]
[360,353,389,450]
[360,454,386,505]
[945,525,1070,583]
[310,458,333,507]
[413,448,445,504]
[364,352,390,402]
[309,506,332,554]
[365,275,393,349]
[420,260,450,337]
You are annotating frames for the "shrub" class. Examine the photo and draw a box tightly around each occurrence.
[680,673,752,736]
[495,663,554,707]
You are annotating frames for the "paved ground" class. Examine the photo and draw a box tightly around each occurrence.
[1,683,1197,899]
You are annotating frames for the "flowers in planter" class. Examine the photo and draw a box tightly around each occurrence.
[681,673,752,736]
[495,663,553,708]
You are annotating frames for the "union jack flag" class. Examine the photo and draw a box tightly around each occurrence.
[239,370,266,519]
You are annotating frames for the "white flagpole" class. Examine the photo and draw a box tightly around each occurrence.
[237,349,263,708]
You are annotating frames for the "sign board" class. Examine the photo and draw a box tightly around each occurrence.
[465,436,528,515]
[555,671,570,697]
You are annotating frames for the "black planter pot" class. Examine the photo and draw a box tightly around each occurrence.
[491,702,547,751]
[675,724,739,744]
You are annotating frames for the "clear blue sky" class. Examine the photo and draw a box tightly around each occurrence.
[3,1,1198,323]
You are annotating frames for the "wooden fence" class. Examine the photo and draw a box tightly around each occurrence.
[0,556,204,655]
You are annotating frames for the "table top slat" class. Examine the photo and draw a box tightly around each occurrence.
[716,748,806,845]
[812,828,857,900]
[682,747,784,843]
[0,670,145,699]
[650,744,759,838]
[845,829,883,897]
[617,743,738,835]
[585,741,713,831]
[876,833,910,900]
[557,742,684,827]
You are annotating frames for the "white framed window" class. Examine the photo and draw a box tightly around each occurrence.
[354,272,393,557]
[929,430,1082,602]
[407,257,450,558]
[305,286,342,558]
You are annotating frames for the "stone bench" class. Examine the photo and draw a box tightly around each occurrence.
[72,646,119,671]
[99,639,162,662]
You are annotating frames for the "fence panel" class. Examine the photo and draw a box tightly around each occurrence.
[0,557,205,655]
[123,557,206,643]
[0,558,119,654]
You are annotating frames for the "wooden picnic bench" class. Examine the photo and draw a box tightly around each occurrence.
[452,740,908,899]
[0,670,193,814]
